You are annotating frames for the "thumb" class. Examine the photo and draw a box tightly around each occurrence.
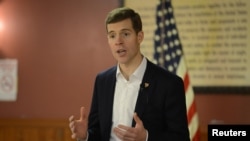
[133,113,143,127]
[80,106,86,120]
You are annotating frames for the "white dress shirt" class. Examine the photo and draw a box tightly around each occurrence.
[110,57,147,141]
[80,57,147,141]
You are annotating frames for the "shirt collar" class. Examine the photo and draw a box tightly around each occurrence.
[116,57,147,81]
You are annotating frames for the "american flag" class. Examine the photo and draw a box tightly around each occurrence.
[153,0,200,141]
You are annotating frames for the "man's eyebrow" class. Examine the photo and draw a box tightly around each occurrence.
[107,31,114,35]
[108,28,132,34]
[120,28,132,32]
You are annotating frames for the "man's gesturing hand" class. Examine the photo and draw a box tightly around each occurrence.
[69,107,88,140]
[113,113,147,141]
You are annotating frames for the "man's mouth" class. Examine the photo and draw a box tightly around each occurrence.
[117,49,126,54]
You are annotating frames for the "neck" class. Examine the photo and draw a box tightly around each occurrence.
[119,55,143,80]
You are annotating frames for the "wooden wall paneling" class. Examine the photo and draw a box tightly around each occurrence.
[0,118,74,141]
[0,118,210,141]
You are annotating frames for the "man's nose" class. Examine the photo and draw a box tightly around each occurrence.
[115,35,123,45]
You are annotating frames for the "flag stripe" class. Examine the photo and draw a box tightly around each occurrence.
[185,84,194,113]
[187,98,196,124]
[184,73,190,92]
[189,113,200,141]
[153,1,200,141]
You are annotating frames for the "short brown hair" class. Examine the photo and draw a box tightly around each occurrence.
[105,7,142,34]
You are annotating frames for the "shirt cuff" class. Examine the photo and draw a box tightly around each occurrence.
[77,132,89,141]
[145,130,149,141]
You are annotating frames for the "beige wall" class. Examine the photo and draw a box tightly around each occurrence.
[0,0,249,130]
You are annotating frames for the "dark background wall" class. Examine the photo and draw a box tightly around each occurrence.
[0,0,249,129]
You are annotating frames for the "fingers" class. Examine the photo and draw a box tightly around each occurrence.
[116,113,143,131]
[69,107,85,139]
[114,126,131,139]
[69,115,75,130]
[69,107,88,140]
[69,119,75,130]
[114,129,134,141]
[71,133,77,139]
[117,124,130,131]
[69,116,76,139]
[80,106,86,120]
[69,115,74,122]
[114,125,138,141]
[114,113,147,141]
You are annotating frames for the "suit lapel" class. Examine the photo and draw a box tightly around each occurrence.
[102,67,117,137]
[132,60,154,126]
[106,73,116,122]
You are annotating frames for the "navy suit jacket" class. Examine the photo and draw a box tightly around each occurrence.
[87,59,190,141]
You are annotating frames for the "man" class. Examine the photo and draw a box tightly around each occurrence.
[69,7,190,141]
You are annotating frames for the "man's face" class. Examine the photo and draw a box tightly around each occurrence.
[107,18,143,65]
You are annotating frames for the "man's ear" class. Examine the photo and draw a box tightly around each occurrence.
[137,31,144,43]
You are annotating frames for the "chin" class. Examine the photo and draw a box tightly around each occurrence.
[117,59,128,65]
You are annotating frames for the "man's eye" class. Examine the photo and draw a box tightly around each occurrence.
[123,32,130,37]
[108,34,115,39]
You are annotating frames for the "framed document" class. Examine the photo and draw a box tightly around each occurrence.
[123,0,250,94]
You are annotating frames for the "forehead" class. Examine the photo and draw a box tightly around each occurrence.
[107,18,133,32]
